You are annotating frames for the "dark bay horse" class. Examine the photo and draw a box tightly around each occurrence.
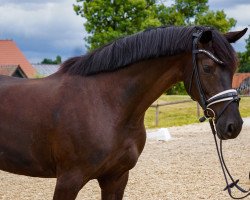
[0,26,247,199]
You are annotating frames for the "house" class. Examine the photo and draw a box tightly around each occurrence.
[32,64,60,77]
[0,40,36,78]
[232,73,250,95]
[232,73,250,88]
[0,65,27,78]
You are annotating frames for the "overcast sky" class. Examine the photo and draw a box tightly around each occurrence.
[0,0,249,63]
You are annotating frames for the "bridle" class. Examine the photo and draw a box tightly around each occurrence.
[189,28,250,199]
[189,29,240,116]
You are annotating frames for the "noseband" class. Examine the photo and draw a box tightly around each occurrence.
[189,29,249,199]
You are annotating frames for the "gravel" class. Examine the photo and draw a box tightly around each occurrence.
[0,118,249,200]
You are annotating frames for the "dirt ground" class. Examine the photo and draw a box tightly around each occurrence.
[0,119,249,200]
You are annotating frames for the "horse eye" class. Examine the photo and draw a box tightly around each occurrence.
[203,65,211,73]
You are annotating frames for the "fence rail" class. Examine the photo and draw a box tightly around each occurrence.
[150,99,192,107]
[150,93,250,127]
[150,99,200,126]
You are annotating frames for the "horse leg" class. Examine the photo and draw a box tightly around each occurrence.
[53,170,86,200]
[98,171,129,200]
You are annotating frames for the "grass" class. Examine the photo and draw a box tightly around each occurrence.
[144,95,250,128]
[238,96,250,117]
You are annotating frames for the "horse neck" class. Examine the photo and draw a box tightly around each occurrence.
[111,52,191,124]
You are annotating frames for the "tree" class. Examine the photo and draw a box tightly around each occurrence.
[238,35,250,73]
[156,0,209,25]
[74,0,161,50]
[74,0,236,50]
[41,56,62,64]
[156,1,236,31]
[195,10,236,33]
[166,82,187,95]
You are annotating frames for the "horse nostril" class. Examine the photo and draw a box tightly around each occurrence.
[227,123,235,136]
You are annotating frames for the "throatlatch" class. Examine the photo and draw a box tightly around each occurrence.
[190,28,250,199]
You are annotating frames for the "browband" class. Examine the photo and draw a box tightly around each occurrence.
[193,49,224,65]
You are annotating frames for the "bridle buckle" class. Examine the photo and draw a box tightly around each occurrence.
[199,107,216,122]
[204,107,216,119]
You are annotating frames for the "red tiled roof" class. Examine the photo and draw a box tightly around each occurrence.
[0,40,36,78]
[232,73,250,88]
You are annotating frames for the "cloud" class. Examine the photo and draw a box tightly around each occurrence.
[223,4,250,51]
[207,1,250,52]
[225,4,250,26]
[209,0,250,9]
[0,0,63,5]
[0,0,249,62]
[0,0,86,62]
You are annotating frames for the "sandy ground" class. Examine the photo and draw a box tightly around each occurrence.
[0,119,249,200]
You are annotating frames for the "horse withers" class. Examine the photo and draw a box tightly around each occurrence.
[0,26,247,199]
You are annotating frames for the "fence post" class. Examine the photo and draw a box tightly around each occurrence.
[196,102,200,118]
[155,103,159,127]
[150,99,193,126]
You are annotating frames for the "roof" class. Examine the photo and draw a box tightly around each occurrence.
[0,65,27,78]
[232,73,250,88]
[32,64,60,77]
[0,40,36,78]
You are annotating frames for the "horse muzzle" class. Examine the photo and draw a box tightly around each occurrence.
[200,89,243,140]
[216,117,243,140]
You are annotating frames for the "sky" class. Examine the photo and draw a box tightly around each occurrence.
[0,0,250,63]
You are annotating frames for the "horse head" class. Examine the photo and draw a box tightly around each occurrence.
[184,27,248,140]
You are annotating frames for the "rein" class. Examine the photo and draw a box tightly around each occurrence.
[189,28,250,199]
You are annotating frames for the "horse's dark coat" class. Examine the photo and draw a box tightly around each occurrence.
[0,26,246,200]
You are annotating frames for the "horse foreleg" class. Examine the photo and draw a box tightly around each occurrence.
[53,170,86,200]
[98,171,129,200]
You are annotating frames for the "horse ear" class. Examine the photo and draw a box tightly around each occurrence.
[199,30,213,44]
[224,28,248,43]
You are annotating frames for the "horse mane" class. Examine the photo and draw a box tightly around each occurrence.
[59,26,237,76]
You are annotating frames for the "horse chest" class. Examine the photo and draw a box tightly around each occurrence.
[109,132,146,172]
[116,143,140,169]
